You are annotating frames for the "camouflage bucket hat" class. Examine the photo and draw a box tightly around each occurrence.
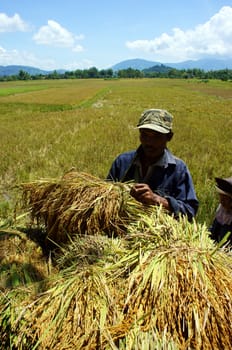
[137,109,173,134]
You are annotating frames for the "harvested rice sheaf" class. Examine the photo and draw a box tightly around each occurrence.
[21,171,149,245]
[108,211,232,350]
[4,176,232,349]
[15,266,125,350]
[0,288,34,349]
[0,230,52,291]
[5,208,232,350]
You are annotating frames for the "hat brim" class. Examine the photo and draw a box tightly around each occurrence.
[215,177,232,196]
[216,187,232,198]
[137,124,170,134]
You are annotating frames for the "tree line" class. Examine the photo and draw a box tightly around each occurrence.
[1,66,232,81]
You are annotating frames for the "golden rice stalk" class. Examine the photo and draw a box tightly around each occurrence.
[108,211,232,350]
[54,233,128,271]
[3,207,231,349]
[20,171,149,245]
[115,326,179,350]
[0,230,52,291]
[0,287,36,349]
[11,233,130,349]
[14,266,125,350]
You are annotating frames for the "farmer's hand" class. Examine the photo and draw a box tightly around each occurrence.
[130,183,170,211]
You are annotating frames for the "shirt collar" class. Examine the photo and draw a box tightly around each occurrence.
[135,147,176,168]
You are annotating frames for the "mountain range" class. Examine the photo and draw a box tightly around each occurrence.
[111,58,232,71]
[0,58,232,76]
[0,65,65,77]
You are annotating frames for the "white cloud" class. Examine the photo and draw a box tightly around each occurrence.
[0,45,93,71]
[0,13,29,32]
[62,59,94,70]
[72,45,84,53]
[126,6,232,62]
[33,20,84,51]
[0,45,56,70]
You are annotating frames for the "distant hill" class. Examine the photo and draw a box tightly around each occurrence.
[111,58,232,71]
[0,57,232,77]
[165,58,232,71]
[0,65,50,76]
[0,65,65,77]
[111,59,160,71]
[143,64,172,74]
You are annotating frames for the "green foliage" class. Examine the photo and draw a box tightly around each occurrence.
[1,65,232,81]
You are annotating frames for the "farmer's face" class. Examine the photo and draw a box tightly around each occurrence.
[219,194,232,212]
[139,129,170,159]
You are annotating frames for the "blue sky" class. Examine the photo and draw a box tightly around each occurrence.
[0,0,232,70]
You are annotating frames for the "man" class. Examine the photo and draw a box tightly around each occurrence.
[107,108,199,220]
[209,176,232,245]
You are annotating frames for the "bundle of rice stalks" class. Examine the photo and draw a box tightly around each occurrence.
[0,287,34,349]
[21,171,148,246]
[54,233,128,271]
[107,211,232,350]
[6,233,132,349]
[0,230,52,291]
[14,266,125,350]
[0,231,55,348]
[2,207,232,349]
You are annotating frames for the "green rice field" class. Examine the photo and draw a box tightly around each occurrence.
[0,77,232,350]
[0,78,232,225]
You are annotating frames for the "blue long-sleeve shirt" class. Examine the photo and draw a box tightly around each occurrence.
[107,147,199,220]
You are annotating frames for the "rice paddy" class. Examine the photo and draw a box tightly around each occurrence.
[0,78,232,349]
